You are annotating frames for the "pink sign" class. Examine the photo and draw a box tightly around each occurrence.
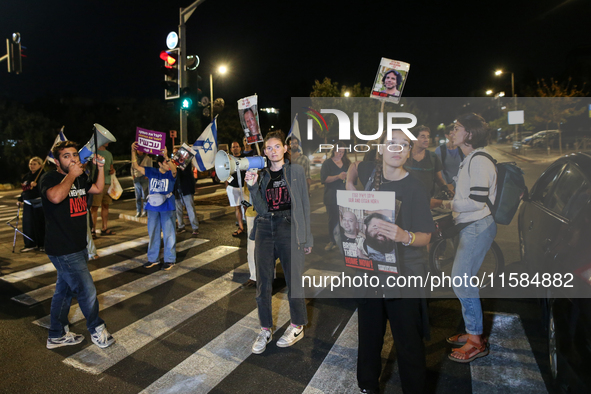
[135,127,166,155]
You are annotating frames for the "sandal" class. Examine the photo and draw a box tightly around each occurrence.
[447,333,469,347]
[448,339,489,363]
[91,231,97,240]
[232,228,244,237]
[102,229,116,235]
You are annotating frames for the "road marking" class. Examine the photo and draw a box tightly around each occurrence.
[472,312,547,393]
[312,206,326,214]
[63,261,245,375]
[33,245,239,328]
[1,236,152,284]
[140,290,300,394]
[12,238,208,305]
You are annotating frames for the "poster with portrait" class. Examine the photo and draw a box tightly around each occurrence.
[336,190,400,275]
[369,57,410,104]
[171,143,196,170]
[238,94,263,145]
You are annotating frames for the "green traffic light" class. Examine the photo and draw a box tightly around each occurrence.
[182,98,193,109]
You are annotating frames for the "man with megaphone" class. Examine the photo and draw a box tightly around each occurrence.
[40,140,115,350]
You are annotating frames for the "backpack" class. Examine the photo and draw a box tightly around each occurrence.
[469,152,527,225]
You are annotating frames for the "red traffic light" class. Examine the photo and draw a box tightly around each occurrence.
[160,50,177,66]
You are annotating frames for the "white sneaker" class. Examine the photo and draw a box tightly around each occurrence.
[277,325,304,348]
[46,325,85,349]
[252,328,272,354]
[91,323,116,349]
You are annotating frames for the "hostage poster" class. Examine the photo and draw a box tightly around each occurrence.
[369,57,410,104]
[237,95,263,145]
[336,190,400,275]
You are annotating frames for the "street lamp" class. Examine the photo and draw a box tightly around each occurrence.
[344,91,350,97]
[209,65,227,121]
[495,69,518,141]
[486,90,493,95]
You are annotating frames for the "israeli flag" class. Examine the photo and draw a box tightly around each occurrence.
[192,116,218,171]
[286,113,301,145]
[47,128,68,165]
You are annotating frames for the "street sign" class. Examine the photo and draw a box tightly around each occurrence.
[170,130,177,138]
[508,110,524,125]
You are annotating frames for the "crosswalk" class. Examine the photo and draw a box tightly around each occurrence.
[2,218,550,394]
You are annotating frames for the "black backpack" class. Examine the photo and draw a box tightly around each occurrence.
[468,152,527,225]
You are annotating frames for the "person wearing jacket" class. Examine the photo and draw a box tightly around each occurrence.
[245,130,313,355]
[17,156,46,252]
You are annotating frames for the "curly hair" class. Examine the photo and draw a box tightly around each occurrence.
[52,140,78,161]
[456,113,490,149]
[382,69,402,90]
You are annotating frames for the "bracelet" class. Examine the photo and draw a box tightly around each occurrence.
[402,230,414,246]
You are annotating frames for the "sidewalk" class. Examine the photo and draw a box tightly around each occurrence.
[488,142,580,164]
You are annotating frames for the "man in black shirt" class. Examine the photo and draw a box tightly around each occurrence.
[40,141,115,350]
[226,141,246,236]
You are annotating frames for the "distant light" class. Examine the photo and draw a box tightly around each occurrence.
[262,107,279,114]
[218,66,227,74]
[501,106,506,110]
[495,70,503,76]
[344,91,350,97]
[160,51,176,66]
[486,90,493,95]
[498,91,505,97]
[166,32,178,49]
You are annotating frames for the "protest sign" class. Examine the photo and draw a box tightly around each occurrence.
[370,58,410,104]
[135,127,166,155]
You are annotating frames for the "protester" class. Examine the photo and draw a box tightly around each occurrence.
[131,142,177,270]
[346,130,435,394]
[174,148,199,236]
[40,141,115,349]
[245,130,312,354]
[321,146,350,251]
[441,113,496,363]
[91,142,115,236]
[435,123,464,189]
[226,141,246,237]
[288,135,311,193]
[404,126,452,201]
[132,147,152,217]
[17,156,46,252]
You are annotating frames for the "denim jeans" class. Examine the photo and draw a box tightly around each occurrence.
[451,215,497,335]
[175,194,199,231]
[48,249,104,338]
[255,214,307,328]
[134,177,149,214]
[147,210,176,263]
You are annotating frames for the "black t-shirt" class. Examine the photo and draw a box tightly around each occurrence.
[19,170,43,202]
[358,161,436,264]
[40,171,93,256]
[321,158,349,206]
[266,169,291,211]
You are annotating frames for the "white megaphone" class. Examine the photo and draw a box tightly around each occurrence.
[214,151,266,182]
[79,123,117,164]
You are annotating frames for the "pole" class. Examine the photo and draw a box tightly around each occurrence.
[512,72,518,143]
[179,15,188,145]
[33,156,49,183]
[210,73,214,122]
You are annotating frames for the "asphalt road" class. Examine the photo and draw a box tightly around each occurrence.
[0,151,562,394]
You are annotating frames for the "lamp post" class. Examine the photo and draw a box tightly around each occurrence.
[495,70,518,142]
[209,65,227,121]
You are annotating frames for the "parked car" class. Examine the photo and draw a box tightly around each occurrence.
[518,152,591,393]
[309,147,328,166]
[113,160,135,199]
[522,130,559,147]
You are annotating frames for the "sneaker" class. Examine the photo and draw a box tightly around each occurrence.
[46,326,84,349]
[20,247,36,253]
[324,242,336,251]
[176,228,186,234]
[252,328,272,354]
[277,325,304,348]
[140,212,147,217]
[161,262,175,271]
[91,323,115,349]
[135,212,141,218]
[241,279,256,289]
[143,261,158,268]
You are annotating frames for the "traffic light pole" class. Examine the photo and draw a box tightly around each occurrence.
[178,0,207,144]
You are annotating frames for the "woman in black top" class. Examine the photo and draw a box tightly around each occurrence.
[347,130,435,394]
[17,156,46,252]
[321,146,350,251]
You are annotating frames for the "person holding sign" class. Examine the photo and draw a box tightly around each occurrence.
[245,130,312,355]
[346,129,435,394]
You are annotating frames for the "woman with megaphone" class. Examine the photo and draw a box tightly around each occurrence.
[244,130,313,355]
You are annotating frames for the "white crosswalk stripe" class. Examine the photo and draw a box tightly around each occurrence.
[2,235,152,284]
[12,238,208,305]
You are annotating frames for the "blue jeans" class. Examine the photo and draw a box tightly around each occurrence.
[48,249,104,338]
[175,194,199,231]
[147,210,176,263]
[451,215,497,335]
[134,177,149,214]
[255,213,307,328]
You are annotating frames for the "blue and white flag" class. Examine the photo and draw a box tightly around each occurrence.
[192,116,218,171]
[47,127,68,165]
[286,113,301,144]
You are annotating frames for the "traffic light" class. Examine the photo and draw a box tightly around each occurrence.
[6,32,22,74]
[180,87,193,111]
[161,48,179,99]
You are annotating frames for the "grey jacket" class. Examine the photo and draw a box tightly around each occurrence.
[247,161,313,248]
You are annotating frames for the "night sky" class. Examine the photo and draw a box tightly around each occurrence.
[1,0,589,109]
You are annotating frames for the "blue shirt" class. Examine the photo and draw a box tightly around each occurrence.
[145,167,176,212]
